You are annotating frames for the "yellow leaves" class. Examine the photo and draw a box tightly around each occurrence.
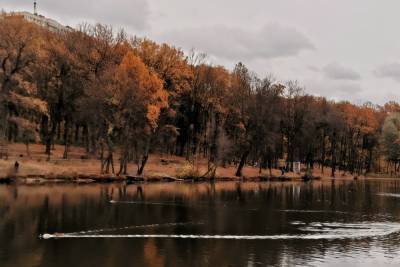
[148,72,168,107]
[9,92,48,115]
[146,104,161,129]
[8,116,38,131]
[358,106,379,134]
[116,51,164,98]
[0,16,42,80]
[192,64,231,114]
[132,38,193,95]
[338,102,379,135]
[114,51,169,130]
[13,75,38,94]
[8,116,39,142]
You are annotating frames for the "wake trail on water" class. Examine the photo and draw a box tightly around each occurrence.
[40,222,400,240]
[109,200,258,211]
[377,193,400,198]
[279,209,348,214]
[109,200,188,207]
[66,222,203,236]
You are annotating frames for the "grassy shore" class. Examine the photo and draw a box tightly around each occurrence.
[0,143,360,184]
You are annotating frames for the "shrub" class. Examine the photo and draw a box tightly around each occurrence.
[175,162,200,179]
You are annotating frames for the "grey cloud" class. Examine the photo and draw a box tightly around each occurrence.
[307,65,320,72]
[375,63,400,82]
[334,82,363,94]
[323,63,361,80]
[307,80,362,94]
[160,24,315,61]
[0,0,150,30]
[304,78,363,103]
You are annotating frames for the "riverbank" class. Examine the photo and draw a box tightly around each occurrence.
[0,143,365,185]
[0,172,319,185]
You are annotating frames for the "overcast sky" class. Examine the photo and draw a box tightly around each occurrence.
[1,0,400,104]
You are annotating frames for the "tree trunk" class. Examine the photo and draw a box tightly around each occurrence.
[321,130,325,174]
[101,135,114,174]
[269,161,272,177]
[235,150,249,177]
[137,154,148,175]
[209,113,220,164]
[84,124,90,154]
[45,120,57,159]
[137,137,151,175]
[63,120,69,159]
[74,124,79,143]
[25,142,30,157]
[118,151,128,176]
[104,152,114,174]
[366,148,373,174]
[331,132,337,178]
[57,122,61,141]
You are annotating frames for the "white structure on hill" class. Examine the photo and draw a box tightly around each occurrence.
[1,1,70,32]
[8,11,69,32]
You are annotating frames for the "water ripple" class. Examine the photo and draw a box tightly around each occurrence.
[377,193,400,198]
[41,222,400,240]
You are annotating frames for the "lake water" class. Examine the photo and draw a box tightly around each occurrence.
[2,179,400,266]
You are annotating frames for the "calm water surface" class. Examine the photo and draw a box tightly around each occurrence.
[2,180,400,266]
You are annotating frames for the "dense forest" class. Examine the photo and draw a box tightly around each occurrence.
[1,14,400,178]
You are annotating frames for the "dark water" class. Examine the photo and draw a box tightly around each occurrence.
[2,180,400,266]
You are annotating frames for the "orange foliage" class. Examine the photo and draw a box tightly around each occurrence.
[114,51,168,129]
[338,102,379,134]
[132,38,193,96]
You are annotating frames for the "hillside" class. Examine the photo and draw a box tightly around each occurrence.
[0,13,397,180]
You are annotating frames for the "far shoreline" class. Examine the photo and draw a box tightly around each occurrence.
[2,173,399,186]
[1,143,397,185]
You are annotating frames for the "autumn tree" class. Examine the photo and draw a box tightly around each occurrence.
[131,39,193,157]
[381,112,400,174]
[0,15,50,158]
[188,64,231,177]
[111,51,167,175]
[280,81,310,171]
[224,62,254,177]
[36,30,87,159]
[249,78,284,175]
[0,16,45,141]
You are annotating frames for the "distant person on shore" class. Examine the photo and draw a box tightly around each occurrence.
[14,161,19,173]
